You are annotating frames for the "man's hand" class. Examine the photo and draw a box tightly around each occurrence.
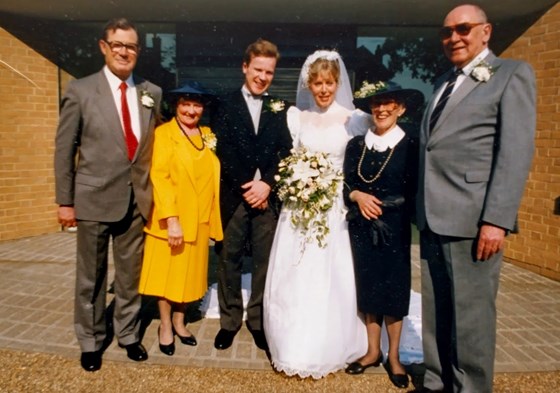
[350,190,383,220]
[166,217,184,249]
[58,205,77,228]
[242,180,271,209]
[476,224,506,261]
[255,200,269,211]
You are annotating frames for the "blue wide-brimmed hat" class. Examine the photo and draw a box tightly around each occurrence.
[168,81,215,104]
[353,80,424,112]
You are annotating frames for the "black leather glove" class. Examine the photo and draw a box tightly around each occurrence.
[371,219,392,246]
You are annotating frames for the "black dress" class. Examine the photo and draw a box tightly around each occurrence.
[343,132,418,318]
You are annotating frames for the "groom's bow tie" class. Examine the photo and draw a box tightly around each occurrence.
[244,91,263,101]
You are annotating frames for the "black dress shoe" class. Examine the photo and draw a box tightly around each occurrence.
[177,333,197,346]
[214,329,237,350]
[159,341,175,356]
[383,360,409,389]
[80,351,102,372]
[248,328,268,351]
[345,353,383,375]
[120,342,148,361]
[158,327,175,356]
[173,327,197,346]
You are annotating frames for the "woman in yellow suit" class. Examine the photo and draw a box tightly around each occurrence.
[139,82,222,356]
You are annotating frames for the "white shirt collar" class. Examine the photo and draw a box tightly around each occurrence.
[458,47,490,76]
[103,66,134,91]
[365,125,405,152]
[241,85,268,100]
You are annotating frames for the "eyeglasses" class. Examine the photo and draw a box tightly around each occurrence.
[103,40,140,54]
[439,22,485,40]
[371,100,401,112]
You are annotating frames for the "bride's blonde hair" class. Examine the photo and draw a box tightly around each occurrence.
[306,58,340,86]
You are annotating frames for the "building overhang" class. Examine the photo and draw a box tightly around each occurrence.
[0,0,557,25]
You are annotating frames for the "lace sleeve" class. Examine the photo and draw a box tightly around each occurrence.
[287,106,302,148]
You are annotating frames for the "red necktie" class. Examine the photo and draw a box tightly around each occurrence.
[119,82,138,161]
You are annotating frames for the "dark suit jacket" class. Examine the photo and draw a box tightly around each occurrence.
[211,91,292,228]
[416,52,536,237]
[54,70,162,221]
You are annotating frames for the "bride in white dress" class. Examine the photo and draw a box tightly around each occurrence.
[263,50,370,379]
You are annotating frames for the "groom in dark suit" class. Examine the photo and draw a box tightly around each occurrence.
[54,18,161,371]
[416,4,535,392]
[211,39,292,351]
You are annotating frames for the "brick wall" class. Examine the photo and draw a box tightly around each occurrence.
[0,28,72,241]
[502,3,560,281]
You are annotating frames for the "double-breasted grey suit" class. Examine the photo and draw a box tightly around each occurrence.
[416,52,535,392]
[54,69,161,352]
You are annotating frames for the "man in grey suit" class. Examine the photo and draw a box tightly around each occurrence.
[416,4,535,392]
[54,18,161,372]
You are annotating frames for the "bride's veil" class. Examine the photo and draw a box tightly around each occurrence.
[295,50,355,111]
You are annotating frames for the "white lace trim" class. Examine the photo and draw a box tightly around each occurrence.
[271,360,344,380]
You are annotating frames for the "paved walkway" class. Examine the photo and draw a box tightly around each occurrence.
[0,231,559,375]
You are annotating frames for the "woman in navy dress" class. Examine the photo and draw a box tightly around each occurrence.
[343,81,423,389]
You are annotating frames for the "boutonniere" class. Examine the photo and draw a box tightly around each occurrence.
[202,131,217,152]
[140,90,155,108]
[266,98,286,113]
[471,60,496,82]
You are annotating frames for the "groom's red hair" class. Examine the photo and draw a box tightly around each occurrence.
[243,38,280,65]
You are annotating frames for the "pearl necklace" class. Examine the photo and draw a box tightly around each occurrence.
[357,143,395,184]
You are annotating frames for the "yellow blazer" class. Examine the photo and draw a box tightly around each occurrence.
[144,120,223,242]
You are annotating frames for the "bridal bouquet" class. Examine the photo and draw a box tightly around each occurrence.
[274,147,343,248]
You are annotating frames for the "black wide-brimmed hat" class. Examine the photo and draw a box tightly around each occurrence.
[168,81,215,105]
[353,80,424,113]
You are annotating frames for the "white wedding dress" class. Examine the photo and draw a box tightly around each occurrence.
[263,102,369,379]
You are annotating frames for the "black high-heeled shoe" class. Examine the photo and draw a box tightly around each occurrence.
[173,327,197,346]
[383,359,409,389]
[345,352,383,374]
[158,326,175,356]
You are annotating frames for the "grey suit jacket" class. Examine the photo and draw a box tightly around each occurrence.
[54,70,162,222]
[416,52,536,238]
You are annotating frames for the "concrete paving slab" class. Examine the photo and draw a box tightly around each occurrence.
[0,232,559,375]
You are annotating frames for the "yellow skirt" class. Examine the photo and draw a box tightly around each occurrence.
[139,223,210,303]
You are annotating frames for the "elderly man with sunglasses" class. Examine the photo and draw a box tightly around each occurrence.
[55,18,161,372]
[416,4,535,393]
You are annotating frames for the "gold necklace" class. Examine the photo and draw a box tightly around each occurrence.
[176,117,204,151]
[357,143,395,184]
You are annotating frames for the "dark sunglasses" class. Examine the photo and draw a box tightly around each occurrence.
[439,22,485,40]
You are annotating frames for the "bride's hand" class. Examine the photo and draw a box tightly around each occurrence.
[350,190,383,220]
[242,180,271,208]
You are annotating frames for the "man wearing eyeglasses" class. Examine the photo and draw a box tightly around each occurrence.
[417,4,535,392]
[54,18,161,372]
